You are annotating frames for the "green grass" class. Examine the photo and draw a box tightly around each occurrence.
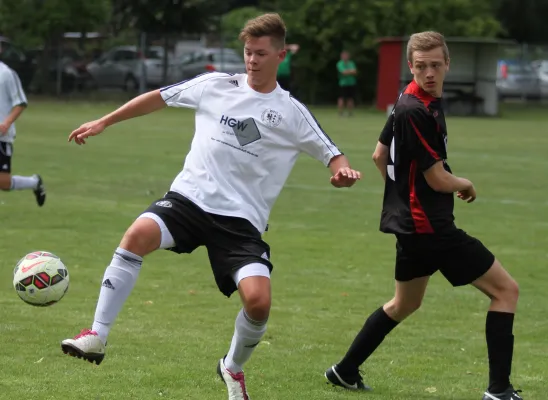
[0,100,546,399]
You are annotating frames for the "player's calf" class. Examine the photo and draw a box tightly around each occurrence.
[473,260,520,396]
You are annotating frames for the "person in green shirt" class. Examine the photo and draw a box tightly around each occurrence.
[337,51,358,116]
[277,43,299,91]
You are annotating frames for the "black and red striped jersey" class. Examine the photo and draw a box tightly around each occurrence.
[378,80,454,235]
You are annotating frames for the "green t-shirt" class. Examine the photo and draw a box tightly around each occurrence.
[277,52,292,78]
[337,60,357,86]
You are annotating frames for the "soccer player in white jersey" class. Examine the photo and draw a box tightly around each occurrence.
[60,13,360,399]
[0,60,46,205]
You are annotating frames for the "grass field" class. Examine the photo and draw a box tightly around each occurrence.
[0,100,546,400]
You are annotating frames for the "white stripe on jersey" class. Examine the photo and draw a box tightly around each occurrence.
[289,96,340,157]
[160,72,233,108]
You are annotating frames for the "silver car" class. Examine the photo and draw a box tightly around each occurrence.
[170,48,246,82]
[496,60,541,100]
[87,45,169,90]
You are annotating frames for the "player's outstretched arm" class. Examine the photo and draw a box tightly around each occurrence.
[68,90,166,145]
[423,161,476,203]
[372,141,388,181]
[329,154,361,188]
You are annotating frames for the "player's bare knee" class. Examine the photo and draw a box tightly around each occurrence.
[499,278,519,306]
[119,218,161,257]
[385,297,421,320]
[242,292,271,321]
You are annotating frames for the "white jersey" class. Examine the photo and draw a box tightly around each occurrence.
[160,72,341,233]
[0,62,27,143]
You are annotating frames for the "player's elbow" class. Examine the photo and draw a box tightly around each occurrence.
[424,163,452,193]
[372,147,388,166]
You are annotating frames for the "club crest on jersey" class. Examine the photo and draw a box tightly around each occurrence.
[155,200,172,208]
[261,109,283,128]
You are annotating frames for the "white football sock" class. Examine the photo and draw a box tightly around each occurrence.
[224,308,267,373]
[91,247,142,344]
[11,175,38,190]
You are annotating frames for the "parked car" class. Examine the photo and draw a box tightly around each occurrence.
[170,48,246,82]
[531,59,548,96]
[496,60,541,100]
[0,36,35,90]
[87,45,170,91]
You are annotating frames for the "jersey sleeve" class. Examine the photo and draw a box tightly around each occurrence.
[5,69,27,108]
[378,112,394,146]
[160,72,225,109]
[404,108,443,171]
[336,61,345,73]
[290,97,342,166]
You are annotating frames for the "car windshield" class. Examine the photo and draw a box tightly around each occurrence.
[506,64,533,74]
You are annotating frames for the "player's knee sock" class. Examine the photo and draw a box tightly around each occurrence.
[486,311,514,393]
[10,175,38,190]
[337,306,399,375]
[91,247,142,344]
[224,308,267,373]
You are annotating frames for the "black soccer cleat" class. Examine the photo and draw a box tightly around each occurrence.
[483,386,523,400]
[33,174,46,207]
[325,365,372,391]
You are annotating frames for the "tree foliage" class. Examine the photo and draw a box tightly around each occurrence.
[260,0,502,102]
[0,0,111,48]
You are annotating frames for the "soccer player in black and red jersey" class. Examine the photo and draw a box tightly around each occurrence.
[324,32,523,400]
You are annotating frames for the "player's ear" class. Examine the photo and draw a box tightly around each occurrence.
[445,57,450,72]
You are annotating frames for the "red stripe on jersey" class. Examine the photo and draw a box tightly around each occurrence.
[403,80,435,108]
[409,118,440,161]
[409,160,434,233]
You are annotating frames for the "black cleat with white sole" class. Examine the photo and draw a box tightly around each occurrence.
[483,386,523,400]
[325,365,372,391]
[33,175,46,207]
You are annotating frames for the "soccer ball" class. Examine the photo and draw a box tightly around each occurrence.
[13,251,69,307]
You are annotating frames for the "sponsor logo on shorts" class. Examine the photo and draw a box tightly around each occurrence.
[261,252,269,260]
[156,200,172,208]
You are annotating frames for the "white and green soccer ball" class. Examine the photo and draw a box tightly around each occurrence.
[13,251,69,307]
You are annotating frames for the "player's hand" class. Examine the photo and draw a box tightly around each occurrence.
[330,167,361,188]
[457,182,476,203]
[68,119,106,145]
[0,122,9,135]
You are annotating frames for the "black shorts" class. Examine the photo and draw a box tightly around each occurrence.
[339,85,356,100]
[143,191,272,297]
[0,142,12,173]
[394,228,495,286]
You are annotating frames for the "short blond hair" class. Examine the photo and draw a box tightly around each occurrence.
[407,31,449,63]
[239,13,286,49]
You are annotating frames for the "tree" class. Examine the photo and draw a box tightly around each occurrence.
[496,0,548,43]
[110,0,226,85]
[261,0,502,103]
[0,0,110,93]
[221,6,268,51]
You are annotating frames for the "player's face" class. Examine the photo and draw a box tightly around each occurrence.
[408,47,449,97]
[244,36,285,90]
